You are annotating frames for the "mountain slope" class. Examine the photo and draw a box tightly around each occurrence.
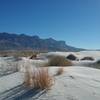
[0,33,83,51]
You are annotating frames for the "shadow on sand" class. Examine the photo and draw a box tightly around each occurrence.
[0,85,46,100]
[13,88,45,100]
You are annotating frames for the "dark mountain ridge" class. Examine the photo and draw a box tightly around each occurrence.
[0,32,84,51]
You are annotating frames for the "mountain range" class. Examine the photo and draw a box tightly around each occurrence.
[0,33,84,51]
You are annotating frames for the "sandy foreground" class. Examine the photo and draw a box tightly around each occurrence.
[0,51,100,100]
[0,67,100,100]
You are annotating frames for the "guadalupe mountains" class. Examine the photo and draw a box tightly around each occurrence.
[0,33,83,51]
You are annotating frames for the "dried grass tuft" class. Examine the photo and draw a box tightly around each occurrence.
[24,67,53,90]
[55,67,64,76]
[48,55,72,66]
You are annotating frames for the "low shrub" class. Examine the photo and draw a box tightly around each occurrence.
[48,56,72,66]
[30,54,37,59]
[81,57,94,61]
[66,54,77,61]
[96,60,100,64]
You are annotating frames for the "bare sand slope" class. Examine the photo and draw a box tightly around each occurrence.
[37,67,100,100]
[0,72,24,94]
[0,66,100,100]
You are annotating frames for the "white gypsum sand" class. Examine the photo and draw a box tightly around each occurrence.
[0,51,100,100]
[0,72,24,93]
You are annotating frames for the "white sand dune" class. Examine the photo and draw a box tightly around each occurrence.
[37,67,100,100]
[0,66,100,100]
[44,51,100,67]
[44,51,100,60]
[0,51,100,100]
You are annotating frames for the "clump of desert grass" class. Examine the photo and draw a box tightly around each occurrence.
[66,54,77,61]
[24,67,54,90]
[47,55,72,66]
[55,67,64,76]
[81,56,94,61]
[29,54,37,59]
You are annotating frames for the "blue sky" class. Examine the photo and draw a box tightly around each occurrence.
[0,0,100,49]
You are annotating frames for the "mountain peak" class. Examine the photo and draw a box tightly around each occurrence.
[0,33,83,51]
